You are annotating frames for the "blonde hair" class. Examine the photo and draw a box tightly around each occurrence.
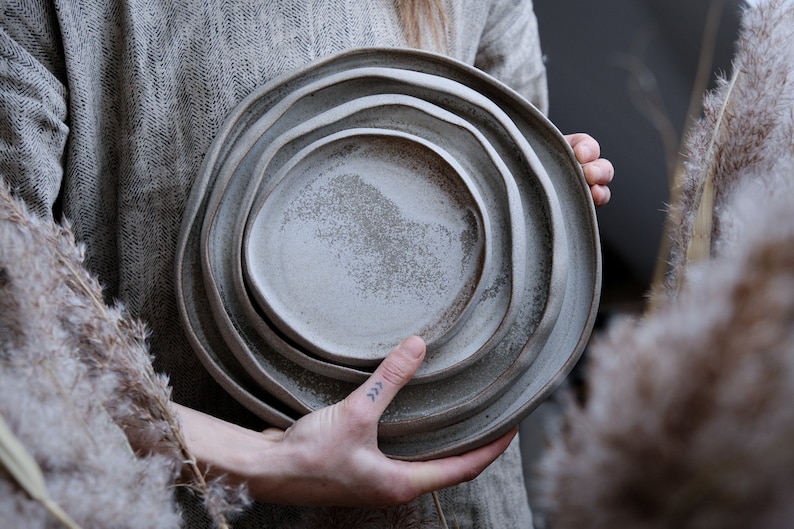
[395,0,448,52]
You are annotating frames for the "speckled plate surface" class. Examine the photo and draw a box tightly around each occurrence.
[243,128,492,367]
[227,92,535,385]
[175,48,601,460]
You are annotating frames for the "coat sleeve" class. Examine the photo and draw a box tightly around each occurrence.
[475,0,548,115]
[0,4,69,221]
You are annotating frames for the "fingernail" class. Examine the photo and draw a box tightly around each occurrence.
[401,335,425,359]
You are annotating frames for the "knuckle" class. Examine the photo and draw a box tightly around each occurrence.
[338,398,372,431]
[459,465,484,484]
[374,473,420,506]
[378,357,411,387]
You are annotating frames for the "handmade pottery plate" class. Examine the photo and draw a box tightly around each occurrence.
[244,128,492,367]
[232,93,533,384]
[175,48,601,460]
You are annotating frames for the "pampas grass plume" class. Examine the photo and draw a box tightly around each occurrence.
[0,179,248,527]
[540,1,794,527]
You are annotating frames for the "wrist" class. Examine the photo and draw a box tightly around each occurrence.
[173,405,269,482]
[172,403,314,504]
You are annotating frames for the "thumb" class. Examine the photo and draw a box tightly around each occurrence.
[347,335,426,420]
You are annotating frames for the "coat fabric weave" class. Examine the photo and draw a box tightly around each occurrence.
[0,1,547,526]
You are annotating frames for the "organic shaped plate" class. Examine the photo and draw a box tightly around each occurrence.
[211,90,537,388]
[202,78,562,416]
[175,48,601,460]
[244,129,492,367]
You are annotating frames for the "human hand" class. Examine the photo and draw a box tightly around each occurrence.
[176,336,517,508]
[253,335,517,506]
[565,133,614,206]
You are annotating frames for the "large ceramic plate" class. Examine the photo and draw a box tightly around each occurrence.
[175,48,601,460]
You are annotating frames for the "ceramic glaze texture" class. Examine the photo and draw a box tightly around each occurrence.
[245,131,490,365]
[175,48,601,460]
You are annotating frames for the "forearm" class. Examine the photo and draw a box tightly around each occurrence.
[172,402,393,506]
[169,338,517,508]
[172,403,291,500]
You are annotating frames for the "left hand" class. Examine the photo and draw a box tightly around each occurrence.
[174,336,517,508]
[565,133,614,207]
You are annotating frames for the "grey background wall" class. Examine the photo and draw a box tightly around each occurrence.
[519,2,747,522]
[533,0,744,311]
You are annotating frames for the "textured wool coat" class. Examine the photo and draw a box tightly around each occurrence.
[0,0,547,527]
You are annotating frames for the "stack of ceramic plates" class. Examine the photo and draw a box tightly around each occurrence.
[175,48,601,460]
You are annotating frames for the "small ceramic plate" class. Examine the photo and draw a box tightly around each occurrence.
[243,128,492,367]
[175,48,601,460]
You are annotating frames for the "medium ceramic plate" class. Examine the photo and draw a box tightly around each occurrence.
[210,82,537,383]
[232,93,530,383]
[175,48,601,460]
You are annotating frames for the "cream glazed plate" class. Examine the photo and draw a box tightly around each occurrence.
[175,48,601,460]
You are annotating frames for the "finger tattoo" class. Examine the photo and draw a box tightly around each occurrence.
[366,381,383,402]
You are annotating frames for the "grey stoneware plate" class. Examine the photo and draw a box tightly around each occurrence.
[201,70,564,426]
[235,93,539,384]
[175,48,601,460]
[244,127,494,370]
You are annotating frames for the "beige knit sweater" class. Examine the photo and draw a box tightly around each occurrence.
[1,1,547,526]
